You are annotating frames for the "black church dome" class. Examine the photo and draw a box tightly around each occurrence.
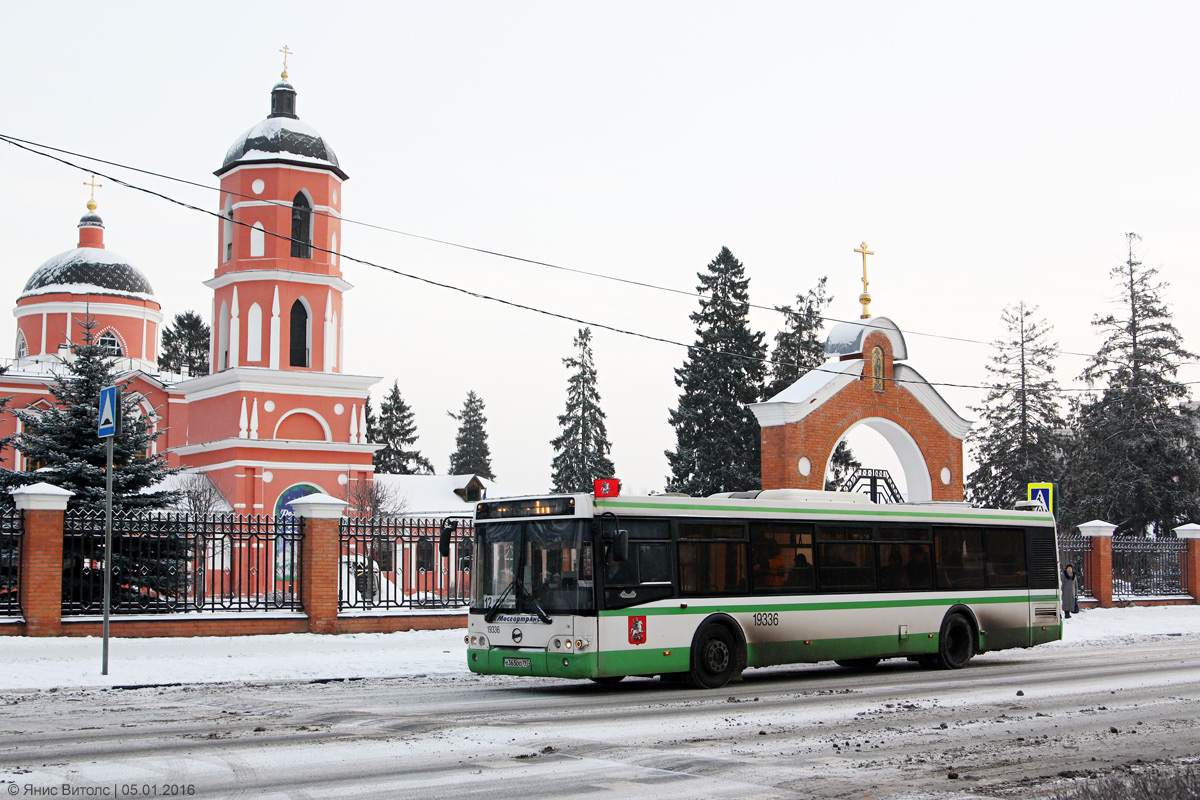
[216,80,347,179]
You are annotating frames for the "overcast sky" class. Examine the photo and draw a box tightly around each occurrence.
[3,2,1198,496]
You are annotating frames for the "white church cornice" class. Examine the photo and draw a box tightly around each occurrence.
[171,438,382,458]
[177,366,379,402]
[203,269,353,293]
[14,300,164,325]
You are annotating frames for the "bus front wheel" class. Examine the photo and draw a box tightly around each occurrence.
[688,623,739,689]
[936,613,975,669]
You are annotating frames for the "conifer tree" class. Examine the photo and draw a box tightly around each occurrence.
[966,302,1066,510]
[765,276,832,399]
[765,276,861,489]
[12,320,178,509]
[1060,234,1200,535]
[448,390,494,479]
[10,321,182,611]
[666,247,766,495]
[157,310,210,375]
[374,381,434,475]
[364,393,377,444]
[550,328,615,493]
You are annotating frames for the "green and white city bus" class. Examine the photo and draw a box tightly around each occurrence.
[464,489,1061,689]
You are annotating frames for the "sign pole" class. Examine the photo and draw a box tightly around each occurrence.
[97,384,119,676]
[102,434,113,675]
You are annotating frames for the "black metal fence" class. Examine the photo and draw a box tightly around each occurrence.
[1112,535,1189,598]
[339,516,473,611]
[1057,532,1093,597]
[0,509,20,616]
[61,510,302,615]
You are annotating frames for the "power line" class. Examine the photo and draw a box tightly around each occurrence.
[3,133,1191,398]
[0,132,1097,358]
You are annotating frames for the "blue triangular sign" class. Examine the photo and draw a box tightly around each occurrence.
[98,386,118,437]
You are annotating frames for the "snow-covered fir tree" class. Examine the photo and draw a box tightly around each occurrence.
[965,302,1066,510]
[10,321,182,610]
[1060,234,1200,535]
[364,393,377,444]
[11,320,178,510]
[374,380,434,475]
[448,390,494,479]
[157,310,210,376]
[764,276,860,489]
[764,276,831,399]
[0,365,14,601]
[550,328,616,493]
[666,247,766,495]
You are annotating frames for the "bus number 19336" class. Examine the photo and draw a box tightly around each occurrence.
[752,612,779,627]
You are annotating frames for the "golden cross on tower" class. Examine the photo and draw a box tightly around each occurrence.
[280,45,293,80]
[854,241,874,319]
[83,174,103,212]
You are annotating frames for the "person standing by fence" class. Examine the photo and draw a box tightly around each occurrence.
[1061,563,1081,619]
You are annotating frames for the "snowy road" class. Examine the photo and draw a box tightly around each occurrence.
[2,632,1198,799]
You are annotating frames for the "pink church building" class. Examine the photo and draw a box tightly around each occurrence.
[1,74,380,515]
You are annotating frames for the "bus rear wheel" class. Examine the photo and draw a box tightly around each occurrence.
[936,613,975,669]
[835,658,881,669]
[688,623,738,689]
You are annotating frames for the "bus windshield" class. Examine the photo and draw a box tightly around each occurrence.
[474,519,595,618]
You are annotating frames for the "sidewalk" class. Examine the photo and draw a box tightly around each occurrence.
[1,606,1197,692]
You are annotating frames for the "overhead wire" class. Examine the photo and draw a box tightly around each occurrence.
[2,132,1192,397]
[0,132,1096,358]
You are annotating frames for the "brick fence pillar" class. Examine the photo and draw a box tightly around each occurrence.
[1078,520,1116,608]
[11,483,74,636]
[1173,523,1200,604]
[291,494,348,634]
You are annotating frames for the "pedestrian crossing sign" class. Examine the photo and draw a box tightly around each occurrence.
[98,385,119,438]
[1027,483,1054,512]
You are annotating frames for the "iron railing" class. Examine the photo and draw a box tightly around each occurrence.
[1112,535,1188,598]
[1057,532,1093,597]
[62,510,302,615]
[0,509,20,616]
[339,516,473,611]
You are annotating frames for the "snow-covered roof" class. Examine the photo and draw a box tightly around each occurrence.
[21,246,155,301]
[748,358,972,439]
[374,474,518,517]
[749,359,866,427]
[824,316,908,360]
[218,82,345,179]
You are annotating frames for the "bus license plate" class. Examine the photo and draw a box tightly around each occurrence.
[503,657,531,668]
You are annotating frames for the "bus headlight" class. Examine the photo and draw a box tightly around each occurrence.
[565,639,573,650]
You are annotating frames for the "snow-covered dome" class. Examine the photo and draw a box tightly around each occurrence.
[216,81,347,179]
[824,316,908,360]
[20,212,155,301]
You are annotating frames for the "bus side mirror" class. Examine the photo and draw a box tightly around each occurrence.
[439,519,458,558]
[613,530,629,562]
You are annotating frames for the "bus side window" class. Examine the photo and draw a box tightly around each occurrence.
[934,527,986,590]
[985,528,1028,588]
[750,523,814,593]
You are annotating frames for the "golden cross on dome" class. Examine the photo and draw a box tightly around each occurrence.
[854,241,874,319]
[280,45,293,80]
[83,174,103,212]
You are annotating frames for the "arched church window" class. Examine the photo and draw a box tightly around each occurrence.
[15,332,28,359]
[290,192,312,259]
[289,299,310,367]
[98,331,123,357]
[872,346,884,392]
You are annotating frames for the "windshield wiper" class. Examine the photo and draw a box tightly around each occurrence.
[484,580,516,623]
[516,581,552,624]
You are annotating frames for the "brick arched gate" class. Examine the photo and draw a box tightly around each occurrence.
[750,317,971,502]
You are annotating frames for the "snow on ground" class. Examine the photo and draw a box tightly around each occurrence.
[1,606,1198,693]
